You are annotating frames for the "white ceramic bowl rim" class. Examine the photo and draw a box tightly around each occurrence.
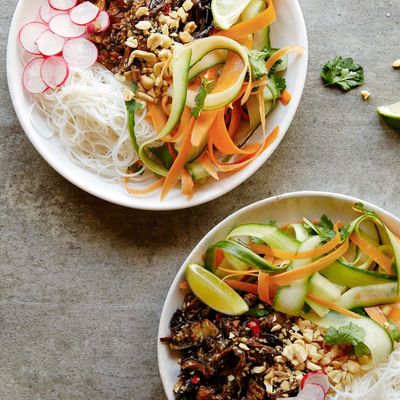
[157,190,400,399]
[7,0,308,210]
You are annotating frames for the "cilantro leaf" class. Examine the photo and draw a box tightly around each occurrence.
[246,48,270,81]
[148,143,173,169]
[388,320,400,342]
[247,305,270,317]
[324,323,370,357]
[191,79,215,119]
[125,82,143,152]
[275,77,286,93]
[354,342,371,357]
[321,56,364,91]
[304,215,350,243]
[353,202,378,218]
[126,162,144,176]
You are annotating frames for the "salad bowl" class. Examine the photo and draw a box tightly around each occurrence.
[157,191,400,399]
[7,0,308,210]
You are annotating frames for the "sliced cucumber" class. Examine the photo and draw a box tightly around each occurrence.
[319,260,396,287]
[336,282,400,309]
[242,0,270,51]
[185,36,249,111]
[188,49,228,81]
[308,272,345,302]
[305,298,329,318]
[347,213,400,295]
[227,223,301,252]
[273,236,321,316]
[185,161,209,182]
[303,310,393,370]
[204,240,286,274]
[138,43,191,176]
[284,223,309,242]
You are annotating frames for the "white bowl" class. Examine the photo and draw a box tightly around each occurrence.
[157,191,400,399]
[7,0,308,210]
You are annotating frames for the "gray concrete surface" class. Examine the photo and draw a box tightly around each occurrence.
[1,0,400,399]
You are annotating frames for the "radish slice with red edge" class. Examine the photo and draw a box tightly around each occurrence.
[40,2,67,23]
[69,2,100,26]
[40,56,69,90]
[95,10,110,32]
[48,0,77,11]
[22,58,48,94]
[36,30,65,57]
[297,383,326,400]
[48,14,86,38]
[301,370,330,394]
[63,37,98,68]
[19,22,48,55]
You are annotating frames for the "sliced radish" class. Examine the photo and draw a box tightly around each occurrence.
[301,370,330,394]
[40,56,69,90]
[297,383,325,400]
[19,22,48,55]
[63,37,98,68]
[69,2,100,26]
[48,14,86,38]
[22,58,48,94]
[36,30,65,56]
[49,0,77,11]
[40,2,67,23]
[95,10,110,32]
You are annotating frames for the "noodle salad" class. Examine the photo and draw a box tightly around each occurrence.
[20,0,304,200]
[161,203,400,400]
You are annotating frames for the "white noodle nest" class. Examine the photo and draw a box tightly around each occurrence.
[31,64,159,190]
[327,343,400,400]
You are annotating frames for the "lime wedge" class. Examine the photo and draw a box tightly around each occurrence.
[211,0,253,31]
[377,102,400,129]
[185,263,249,316]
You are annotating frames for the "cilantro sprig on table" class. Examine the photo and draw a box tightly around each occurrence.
[191,79,215,119]
[321,56,364,91]
[324,322,371,357]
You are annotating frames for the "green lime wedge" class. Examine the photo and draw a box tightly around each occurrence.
[377,102,400,129]
[211,0,253,31]
[186,263,249,316]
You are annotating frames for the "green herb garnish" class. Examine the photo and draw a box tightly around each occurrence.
[324,322,371,357]
[125,82,143,152]
[191,79,215,119]
[321,56,364,91]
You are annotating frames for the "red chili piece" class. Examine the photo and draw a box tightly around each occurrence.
[164,5,170,15]
[192,375,200,385]
[247,318,261,338]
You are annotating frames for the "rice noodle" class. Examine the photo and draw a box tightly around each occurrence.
[327,344,400,400]
[31,64,158,188]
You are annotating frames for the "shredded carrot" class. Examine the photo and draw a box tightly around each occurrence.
[237,34,253,50]
[306,293,361,319]
[162,95,171,116]
[224,279,259,295]
[168,142,176,164]
[269,239,349,287]
[217,0,276,40]
[227,100,244,140]
[349,232,394,275]
[147,102,167,134]
[181,168,194,198]
[258,273,271,305]
[163,107,191,143]
[265,46,305,72]
[198,153,219,180]
[209,109,255,155]
[191,110,218,147]
[365,306,388,328]
[124,176,165,195]
[388,304,400,321]
[145,112,153,122]
[216,248,225,267]
[180,281,190,289]
[250,225,341,260]
[280,89,292,105]
[241,109,250,121]
[161,116,196,200]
